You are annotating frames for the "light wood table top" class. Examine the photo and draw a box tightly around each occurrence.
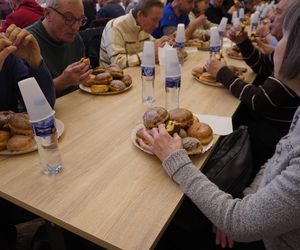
[0,50,254,250]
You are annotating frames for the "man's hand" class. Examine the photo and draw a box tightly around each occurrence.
[5,24,42,69]
[55,61,92,92]
[193,14,207,27]
[205,58,227,78]
[0,33,16,70]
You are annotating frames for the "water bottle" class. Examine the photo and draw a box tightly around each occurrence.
[175,23,186,66]
[251,11,260,32]
[141,41,155,105]
[18,77,63,175]
[239,8,244,22]
[210,27,221,59]
[165,48,181,110]
[218,17,228,49]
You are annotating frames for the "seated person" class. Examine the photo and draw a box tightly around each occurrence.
[152,0,207,40]
[0,24,55,112]
[189,0,216,38]
[27,0,91,97]
[0,0,12,20]
[139,3,300,249]
[96,0,125,19]
[0,0,44,33]
[228,0,296,83]
[100,0,170,69]
[205,0,231,24]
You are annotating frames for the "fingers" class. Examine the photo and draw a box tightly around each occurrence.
[78,69,93,83]
[215,227,221,245]
[0,35,13,50]
[220,231,227,248]
[0,44,17,69]
[138,138,152,152]
[142,128,154,146]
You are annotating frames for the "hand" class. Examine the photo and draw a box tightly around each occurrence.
[213,225,234,248]
[255,23,270,37]
[60,61,92,87]
[155,36,173,62]
[228,25,248,45]
[5,24,42,69]
[138,124,183,162]
[193,14,207,27]
[253,39,275,54]
[0,33,17,70]
[205,58,227,78]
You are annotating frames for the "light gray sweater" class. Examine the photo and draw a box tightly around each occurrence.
[163,107,300,250]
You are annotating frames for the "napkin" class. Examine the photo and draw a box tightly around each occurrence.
[195,114,233,136]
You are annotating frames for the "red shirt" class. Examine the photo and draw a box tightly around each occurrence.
[0,0,44,32]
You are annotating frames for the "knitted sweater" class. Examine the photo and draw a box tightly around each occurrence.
[0,54,55,111]
[100,12,154,69]
[0,0,43,32]
[216,67,300,132]
[162,106,300,250]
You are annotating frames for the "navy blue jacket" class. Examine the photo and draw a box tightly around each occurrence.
[0,54,55,112]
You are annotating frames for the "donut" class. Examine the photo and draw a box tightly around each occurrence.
[8,113,33,136]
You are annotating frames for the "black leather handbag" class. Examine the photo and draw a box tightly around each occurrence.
[202,126,253,198]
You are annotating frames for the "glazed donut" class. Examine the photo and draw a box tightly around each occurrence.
[92,66,107,75]
[109,80,126,92]
[108,67,124,79]
[0,130,11,150]
[143,107,169,129]
[168,108,194,128]
[182,137,203,155]
[187,122,213,145]
[8,113,33,136]
[0,111,14,129]
[6,135,34,152]
[121,75,132,87]
[94,72,113,85]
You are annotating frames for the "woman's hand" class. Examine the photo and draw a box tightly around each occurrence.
[138,124,183,162]
[205,58,227,78]
[5,24,42,69]
[213,225,235,248]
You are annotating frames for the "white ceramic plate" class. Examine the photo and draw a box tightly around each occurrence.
[0,119,64,156]
[131,123,214,156]
[79,83,132,95]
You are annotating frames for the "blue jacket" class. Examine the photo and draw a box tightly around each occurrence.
[0,54,55,112]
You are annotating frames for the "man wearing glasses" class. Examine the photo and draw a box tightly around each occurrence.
[27,0,92,97]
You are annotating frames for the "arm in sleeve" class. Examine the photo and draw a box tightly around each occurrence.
[237,38,274,78]
[106,28,141,69]
[216,67,279,118]
[163,149,300,242]
[27,60,56,108]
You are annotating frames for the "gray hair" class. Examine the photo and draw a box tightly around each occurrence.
[45,0,83,8]
[279,1,300,81]
[132,0,164,17]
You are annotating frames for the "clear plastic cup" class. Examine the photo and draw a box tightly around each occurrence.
[175,23,185,43]
[142,41,155,66]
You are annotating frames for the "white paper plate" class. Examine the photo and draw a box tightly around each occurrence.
[0,119,64,156]
[79,83,132,95]
[131,123,214,156]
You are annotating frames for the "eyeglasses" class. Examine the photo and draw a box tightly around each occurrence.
[49,7,88,27]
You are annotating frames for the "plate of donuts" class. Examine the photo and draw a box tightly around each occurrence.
[0,112,64,156]
[131,107,214,156]
[79,65,133,95]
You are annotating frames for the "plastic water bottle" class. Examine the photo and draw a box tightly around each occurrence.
[175,23,185,66]
[210,27,221,59]
[18,78,63,175]
[239,8,244,22]
[218,17,228,49]
[141,41,155,105]
[251,11,260,32]
[165,48,181,110]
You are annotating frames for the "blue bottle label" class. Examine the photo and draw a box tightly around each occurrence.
[210,45,221,53]
[142,66,155,77]
[251,23,258,30]
[176,41,185,49]
[165,76,181,88]
[32,116,56,137]
[218,31,224,37]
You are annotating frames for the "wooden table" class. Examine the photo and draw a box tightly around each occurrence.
[0,50,254,249]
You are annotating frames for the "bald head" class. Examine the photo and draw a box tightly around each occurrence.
[46,0,83,8]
